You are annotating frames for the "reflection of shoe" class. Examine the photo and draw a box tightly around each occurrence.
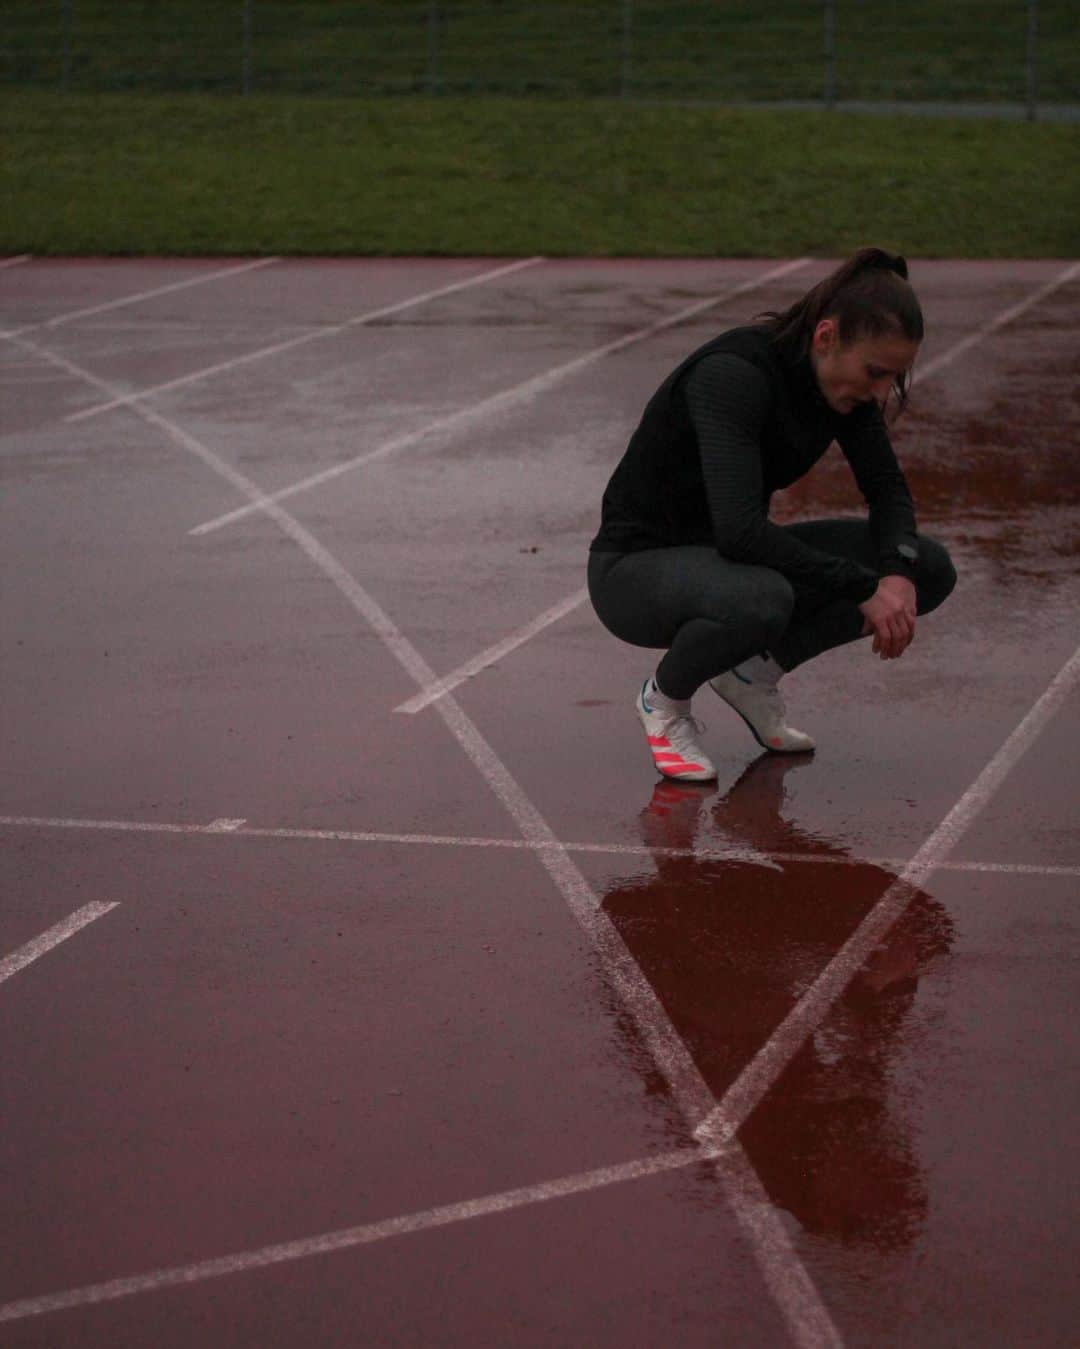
[714,750,816,841]
[709,665,815,754]
[639,780,716,850]
[725,749,816,798]
[635,681,717,781]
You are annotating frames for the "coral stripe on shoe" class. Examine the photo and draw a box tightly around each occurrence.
[635,681,717,782]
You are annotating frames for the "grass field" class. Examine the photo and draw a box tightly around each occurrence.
[3,91,1078,258]
[5,0,1079,104]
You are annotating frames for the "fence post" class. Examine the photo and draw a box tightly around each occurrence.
[824,0,836,108]
[621,0,632,98]
[428,0,440,93]
[1026,0,1039,121]
[61,0,73,90]
[242,0,253,95]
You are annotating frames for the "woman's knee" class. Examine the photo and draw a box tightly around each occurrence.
[915,535,957,614]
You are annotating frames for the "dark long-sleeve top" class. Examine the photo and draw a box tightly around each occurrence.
[589,325,919,602]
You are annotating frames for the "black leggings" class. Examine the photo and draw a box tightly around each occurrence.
[588,520,956,700]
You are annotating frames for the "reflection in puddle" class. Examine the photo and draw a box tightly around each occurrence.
[602,755,954,1252]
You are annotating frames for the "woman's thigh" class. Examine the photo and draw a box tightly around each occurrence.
[588,547,793,650]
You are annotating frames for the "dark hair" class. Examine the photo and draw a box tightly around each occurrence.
[761,247,924,411]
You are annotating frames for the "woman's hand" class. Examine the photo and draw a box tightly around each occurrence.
[859,575,917,659]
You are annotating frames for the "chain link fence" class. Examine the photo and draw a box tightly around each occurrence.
[6,2,1078,118]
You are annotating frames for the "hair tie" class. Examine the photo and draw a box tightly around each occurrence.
[859,247,908,280]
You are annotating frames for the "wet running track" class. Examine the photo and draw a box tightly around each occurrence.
[1,255,1078,1346]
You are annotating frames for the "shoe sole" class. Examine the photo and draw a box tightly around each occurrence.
[655,763,717,782]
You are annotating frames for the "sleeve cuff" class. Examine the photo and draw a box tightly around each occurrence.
[879,553,919,583]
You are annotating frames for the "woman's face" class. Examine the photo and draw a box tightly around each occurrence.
[810,318,919,415]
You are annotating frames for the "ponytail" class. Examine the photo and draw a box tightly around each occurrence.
[761,247,924,411]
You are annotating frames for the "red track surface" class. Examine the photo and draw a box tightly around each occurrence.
[2,256,1078,1346]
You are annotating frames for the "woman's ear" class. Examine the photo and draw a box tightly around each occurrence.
[811,317,838,354]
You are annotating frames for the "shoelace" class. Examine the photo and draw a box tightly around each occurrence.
[664,711,708,746]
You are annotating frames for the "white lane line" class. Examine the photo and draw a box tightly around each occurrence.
[0,810,765,863]
[695,641,1080,1148]
[64,257,544,423]
[0,902,119,986]
[0,254,32,270]
[189,258,813,537]
[713,1144,842,1349]
[402,261,1080,714]
[2,814,1077,879]
[2,258,280,339]
[12,331,840,1349]
[395,586,590,713]
[913,859,1080,877]
[0,1143,716,1325]
[915,259,1080,382]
